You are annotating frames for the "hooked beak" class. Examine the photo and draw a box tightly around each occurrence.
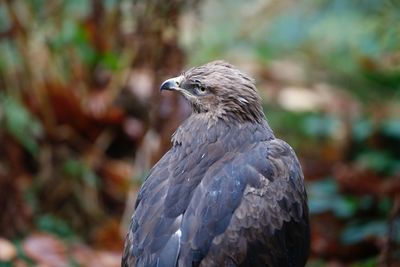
[160,76,184,92]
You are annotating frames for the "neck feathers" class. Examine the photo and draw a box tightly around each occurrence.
[172,115,274,148]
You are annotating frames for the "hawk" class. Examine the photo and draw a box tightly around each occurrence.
[122,60,310,267]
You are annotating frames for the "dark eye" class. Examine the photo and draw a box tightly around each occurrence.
[195,85,207,95]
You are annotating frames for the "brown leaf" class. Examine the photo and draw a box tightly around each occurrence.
[85,90,125,124]
[100,159,134,196]
[22,233,68,267]
[311,213,378,260]
[334,164,383,196]
[70,244,121,267]
[381,176,400,197]
[91,219,124,251]
[14,259,30,267]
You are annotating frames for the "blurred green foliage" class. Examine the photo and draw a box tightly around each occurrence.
[63,159,100,188]
[186,0,400,101]
[1,94,43,156]
[342,220,387,245]
[308,178,358,219]
[35,214,75,238]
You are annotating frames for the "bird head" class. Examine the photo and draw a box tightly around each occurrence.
[160,60,264,123]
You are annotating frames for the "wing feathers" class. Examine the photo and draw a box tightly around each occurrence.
[198,139,309,266]
[123,134,309,267]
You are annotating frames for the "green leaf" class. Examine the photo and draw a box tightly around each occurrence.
[350,257,379,267]
[352,118,373,141]
[1,95,43,156]
[382,118,400,138]
[341,220,387,245]
[0,40,23,71]
[303,114,340,139]
[99,52,120,71]
[63,0,91,19]
[36,214,74,238]
[62,159,99,187]
[0,5,10,33]
[307,178,357,218]
[355,150,399,174]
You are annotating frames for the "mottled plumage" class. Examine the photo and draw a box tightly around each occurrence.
[122,61,310,267]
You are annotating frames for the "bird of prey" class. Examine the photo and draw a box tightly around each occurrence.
[122,60,310,267]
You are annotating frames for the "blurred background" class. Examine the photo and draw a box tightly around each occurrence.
[0,0,399,266]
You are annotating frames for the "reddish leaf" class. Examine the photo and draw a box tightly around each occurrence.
[334,164,383,196]
[22,233,68,267]
[71,244,121,267]
[91,219,124,251]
